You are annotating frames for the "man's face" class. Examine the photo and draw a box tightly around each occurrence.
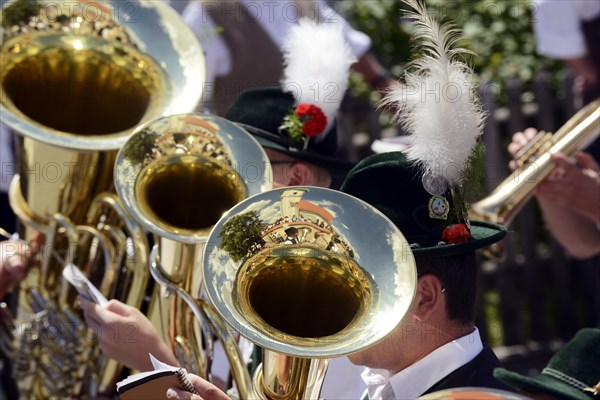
[346,273,461,374]
[265,148,298,188]
[264,148,331,188]
[347,304,419,372]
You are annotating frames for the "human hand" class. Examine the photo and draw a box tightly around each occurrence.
[508,129,600,224]
[537,152,600,224]
[566,56,600,92]
[0,240,35,298]
[166,374,231,400]
[508,127,540,170]
[78,297,179,371]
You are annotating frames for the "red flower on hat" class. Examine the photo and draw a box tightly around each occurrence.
[295,104,327,137]
[442,223,471,244]
[279,103,327,150]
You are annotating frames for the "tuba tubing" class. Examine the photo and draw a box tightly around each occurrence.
[469,99,600,227]
[149,245,253,396]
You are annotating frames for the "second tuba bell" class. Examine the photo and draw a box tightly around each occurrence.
[114,113,272,396]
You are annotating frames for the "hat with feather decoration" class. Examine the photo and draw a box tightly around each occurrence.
[341,0,506,257]
[225,19,356,177]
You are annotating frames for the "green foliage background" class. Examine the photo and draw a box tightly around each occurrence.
[338,0,563,105]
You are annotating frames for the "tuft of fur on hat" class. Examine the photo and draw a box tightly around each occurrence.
[380,0,485,192]
[281,18,356,136]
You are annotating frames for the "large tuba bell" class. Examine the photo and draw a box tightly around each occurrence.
[470,99,600,227]
[204,187,417,399]
[0,0,205,397]
[113,113,272,396]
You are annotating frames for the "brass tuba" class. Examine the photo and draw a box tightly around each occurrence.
[0,0,205,397]
[204,187,417,399]
[113,113,272,397]
[470,99,600,227]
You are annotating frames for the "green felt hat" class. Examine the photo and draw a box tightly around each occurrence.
[493,328,600,399]
[340,152,506,258]
[225,87,353,177]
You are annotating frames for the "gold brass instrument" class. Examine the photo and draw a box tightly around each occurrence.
[470,99,600,227]
[0,0,205,397]
[114,113,272,397]
[204,187,417,399]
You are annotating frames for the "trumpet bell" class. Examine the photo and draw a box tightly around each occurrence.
[204,186,417,358]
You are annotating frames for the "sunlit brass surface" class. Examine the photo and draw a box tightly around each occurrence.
[114,113,271,398]
[2,34,159,135]
[137,155,246,236]
[0,0,205,397]
[204,187,417,399]
[238,247,370,339]
[470,99,600,227]
[1,0,205,150]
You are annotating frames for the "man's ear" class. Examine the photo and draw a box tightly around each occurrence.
[287,162,313,186]
[413,274,444,322]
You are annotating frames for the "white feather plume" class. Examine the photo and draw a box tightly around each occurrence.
[381,0,485,188]
[281,19,356,135]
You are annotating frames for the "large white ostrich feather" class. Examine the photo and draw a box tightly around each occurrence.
[281,19,356,135]
[381,0,485,189]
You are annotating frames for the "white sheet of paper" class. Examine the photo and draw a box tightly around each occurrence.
[62,263,108,306]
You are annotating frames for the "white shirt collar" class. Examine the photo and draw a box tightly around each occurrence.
[361,328,483,400]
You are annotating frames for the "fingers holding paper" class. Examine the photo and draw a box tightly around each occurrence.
[166,374,231,400]
[78,297,179,371]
